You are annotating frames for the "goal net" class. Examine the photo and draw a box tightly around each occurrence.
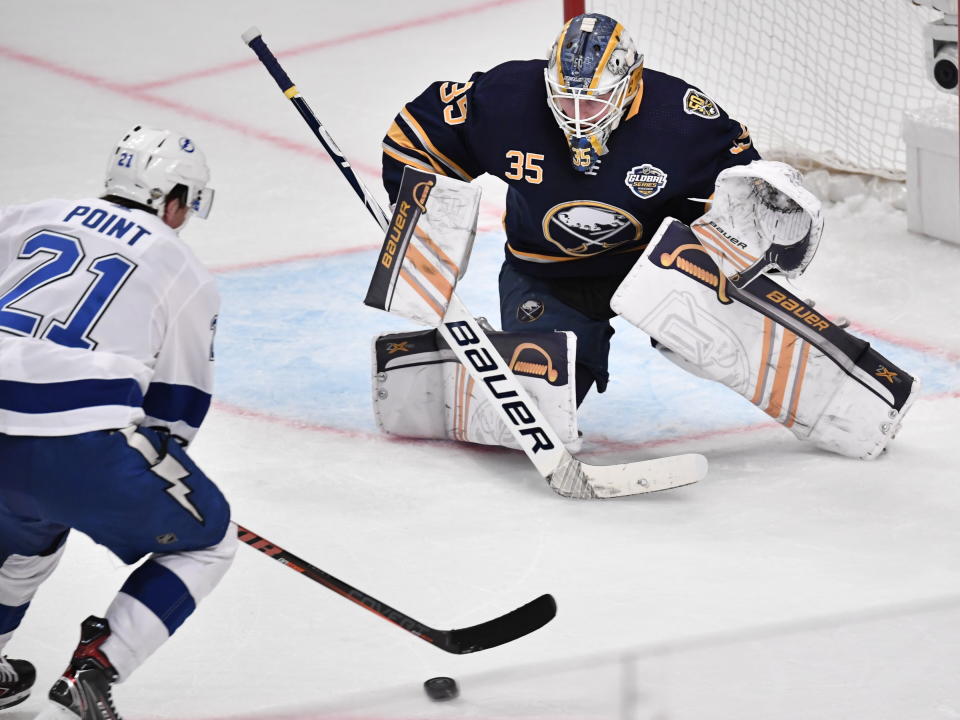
[576,1,947,180]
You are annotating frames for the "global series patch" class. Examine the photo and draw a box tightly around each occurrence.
[683,88,720,119]
[624,164,668,199]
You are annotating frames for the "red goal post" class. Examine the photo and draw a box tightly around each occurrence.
[563,1,949,180]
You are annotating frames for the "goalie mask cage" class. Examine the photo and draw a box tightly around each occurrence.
[564,1,948,180]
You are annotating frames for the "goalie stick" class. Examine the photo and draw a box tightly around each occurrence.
[241,27,707,498]
[237,525,556,653]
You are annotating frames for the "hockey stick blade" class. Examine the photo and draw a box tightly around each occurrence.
[443,593,557,654]
[237,525,556,653]
[549,451,707,499]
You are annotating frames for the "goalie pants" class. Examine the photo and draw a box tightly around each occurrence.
[0,426,236,681]
[499,262,622,401]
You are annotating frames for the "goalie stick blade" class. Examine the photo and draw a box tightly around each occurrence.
[548,452,707,499]
[441,593,557,654]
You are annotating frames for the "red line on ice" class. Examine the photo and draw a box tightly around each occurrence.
[209,244,381,274]
[134,0,537,90]
[0,44,504,227]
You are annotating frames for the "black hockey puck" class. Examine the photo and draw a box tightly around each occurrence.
[423,676,459,701]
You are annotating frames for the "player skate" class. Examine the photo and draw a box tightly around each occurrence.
[0,655,35,709]
[36,616,121,720]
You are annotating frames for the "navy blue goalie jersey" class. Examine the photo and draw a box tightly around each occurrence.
[382,59,760,280]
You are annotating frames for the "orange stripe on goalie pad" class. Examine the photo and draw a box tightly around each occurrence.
[751,317,775,405]
[696,222,759,263]
[399,267,444,319]
[693,224,756,269]
[463,375,475,439]
[765,329,799,419]
[454,366,466,441]
[414,227,460,278]
[784,341,811,429]
[405,242,454,301]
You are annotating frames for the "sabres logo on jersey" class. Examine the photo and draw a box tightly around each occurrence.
[542,201,641,257]
[624,164,668,199]
[683,88,720,119]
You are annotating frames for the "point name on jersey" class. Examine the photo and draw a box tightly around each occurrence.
[64,205,153,246]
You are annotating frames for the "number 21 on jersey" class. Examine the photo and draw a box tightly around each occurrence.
[0,230,136,349]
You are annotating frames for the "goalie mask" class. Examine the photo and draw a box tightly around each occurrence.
[544,13,644,173]
[104,125,215,223]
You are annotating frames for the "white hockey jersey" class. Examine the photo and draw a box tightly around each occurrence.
[0,198,218,442]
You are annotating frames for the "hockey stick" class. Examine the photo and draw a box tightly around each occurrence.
[237,525,556,653]
[241,27,708,498]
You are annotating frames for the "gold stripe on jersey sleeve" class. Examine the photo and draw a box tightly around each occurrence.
[385,121,446,174]
[400,108,474,182]
[382,145,438,175]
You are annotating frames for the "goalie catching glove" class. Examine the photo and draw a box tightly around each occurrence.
[692,160,824,286]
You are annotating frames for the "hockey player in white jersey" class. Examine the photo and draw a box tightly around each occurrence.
[0,126,235,719]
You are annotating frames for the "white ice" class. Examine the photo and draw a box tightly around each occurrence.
[1,2,959,719]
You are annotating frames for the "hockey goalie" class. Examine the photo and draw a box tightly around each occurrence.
[369,161,917,461]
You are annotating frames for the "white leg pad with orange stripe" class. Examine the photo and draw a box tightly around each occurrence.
[372,327,580,452]
[612,219,918,460]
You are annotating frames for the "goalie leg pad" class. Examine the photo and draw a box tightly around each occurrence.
[612,219,918,460]
[372,327,579,451]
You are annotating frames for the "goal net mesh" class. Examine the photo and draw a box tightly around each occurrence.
[584,1,946,179]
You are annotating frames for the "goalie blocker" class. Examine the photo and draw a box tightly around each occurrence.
[612,218,918,460]
[373,327,580,452]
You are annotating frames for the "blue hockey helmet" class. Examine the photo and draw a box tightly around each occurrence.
[545,14,644,172]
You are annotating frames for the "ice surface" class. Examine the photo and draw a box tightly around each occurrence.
[1,2,958,718]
